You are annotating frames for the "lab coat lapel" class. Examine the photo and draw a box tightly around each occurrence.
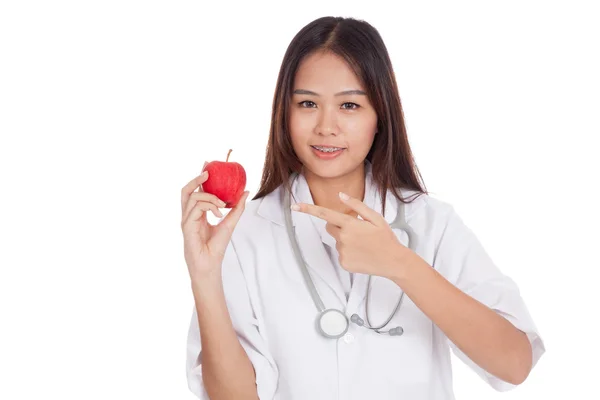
[292,210,348,308]
[290,172,348,306]
[346,273,369,315]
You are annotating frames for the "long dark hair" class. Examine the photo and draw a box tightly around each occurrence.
[253,16,428,214]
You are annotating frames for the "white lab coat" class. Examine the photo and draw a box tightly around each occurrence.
[186,162,545,400]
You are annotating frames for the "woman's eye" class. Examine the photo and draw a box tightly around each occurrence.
[299,101,316,108]
[341,102,359,110]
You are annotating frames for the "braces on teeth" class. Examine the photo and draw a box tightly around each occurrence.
[314,146,343,153]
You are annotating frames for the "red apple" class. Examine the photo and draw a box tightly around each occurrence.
[202,149,247,208]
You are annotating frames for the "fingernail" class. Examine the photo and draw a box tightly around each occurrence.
[219,200,226,207]
[200,171,207,177]
[291,204,300,211]
[339,192,349,201]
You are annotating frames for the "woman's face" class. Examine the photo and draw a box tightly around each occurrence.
[289,51,378,180]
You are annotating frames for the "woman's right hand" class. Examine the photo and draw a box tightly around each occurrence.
[180,164,250,281]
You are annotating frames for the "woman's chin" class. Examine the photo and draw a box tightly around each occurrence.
[302,160,361,180]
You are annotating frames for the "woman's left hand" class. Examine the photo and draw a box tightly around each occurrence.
[291,191,411,279]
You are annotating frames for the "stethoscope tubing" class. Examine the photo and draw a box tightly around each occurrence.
[283,172,418,334]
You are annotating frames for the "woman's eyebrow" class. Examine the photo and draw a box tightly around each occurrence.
[293,89,367,96]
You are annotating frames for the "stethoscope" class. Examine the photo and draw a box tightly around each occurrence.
[283,173,418,339]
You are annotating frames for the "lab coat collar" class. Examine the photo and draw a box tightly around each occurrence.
[256,161,400,311]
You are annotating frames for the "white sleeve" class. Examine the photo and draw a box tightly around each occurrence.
[433,205,546,391]
[185,241,279,399]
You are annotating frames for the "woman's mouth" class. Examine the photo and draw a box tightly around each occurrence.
[310,145,346,160]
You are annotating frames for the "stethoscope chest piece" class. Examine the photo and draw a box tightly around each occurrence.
[316,309,349,339]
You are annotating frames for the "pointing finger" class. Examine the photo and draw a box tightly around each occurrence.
[291,203,353,227]
[338,192,385,226]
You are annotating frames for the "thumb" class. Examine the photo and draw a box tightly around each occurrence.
[211,191,250,245]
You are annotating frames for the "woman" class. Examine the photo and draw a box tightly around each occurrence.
[181,16,545,400]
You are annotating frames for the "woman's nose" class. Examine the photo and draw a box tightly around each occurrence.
[316,108,338,135]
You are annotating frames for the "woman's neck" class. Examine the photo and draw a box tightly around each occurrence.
[303,164,366,219]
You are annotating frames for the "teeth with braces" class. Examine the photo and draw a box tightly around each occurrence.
[313,146,343,153]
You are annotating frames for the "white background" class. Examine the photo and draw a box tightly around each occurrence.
[1,0,598,399]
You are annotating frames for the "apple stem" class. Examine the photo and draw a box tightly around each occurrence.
[226,149,232,162]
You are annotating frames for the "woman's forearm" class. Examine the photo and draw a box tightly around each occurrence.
[193,273,259,400]
[389,248,532,385]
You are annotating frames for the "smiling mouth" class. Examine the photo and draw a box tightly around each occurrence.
[311,145,346,153]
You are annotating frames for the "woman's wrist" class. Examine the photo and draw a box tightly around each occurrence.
[191,269,223,299]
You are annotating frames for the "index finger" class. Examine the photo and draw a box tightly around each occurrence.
[181,171,209,214]
[292,203,353,227]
